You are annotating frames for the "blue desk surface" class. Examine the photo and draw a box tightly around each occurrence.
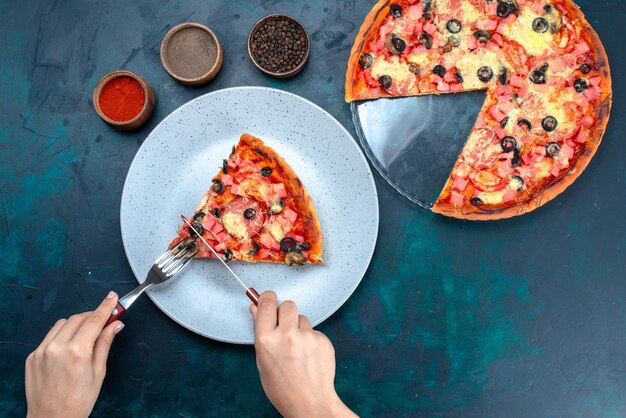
[1,0,625,416]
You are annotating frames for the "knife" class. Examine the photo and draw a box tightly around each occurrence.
[181,215,260,305]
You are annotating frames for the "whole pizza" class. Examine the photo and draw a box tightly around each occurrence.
[345,0,612,220]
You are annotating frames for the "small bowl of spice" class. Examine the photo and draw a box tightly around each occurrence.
[93,70,155,131]
[248,14,310,78]
[160,22,223,86]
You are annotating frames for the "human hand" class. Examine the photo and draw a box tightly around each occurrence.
[25,291,125,418]
[250,291,357,418]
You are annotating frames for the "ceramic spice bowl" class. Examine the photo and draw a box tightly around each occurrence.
[93,70,155,131]
[248,14,310,78]
[160,22,223,86]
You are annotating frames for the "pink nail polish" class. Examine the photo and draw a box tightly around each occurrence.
[106,291,117,299]
[113,322,125,334]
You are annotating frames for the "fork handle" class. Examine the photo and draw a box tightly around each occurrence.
[105,302,126,327]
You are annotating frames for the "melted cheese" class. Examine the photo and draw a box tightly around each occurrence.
[454,49,502,90]
[222,213,249,242]
[501,8,554,57]
[370,55,411,84]
[478,190,505,205]
[268,221,285,242]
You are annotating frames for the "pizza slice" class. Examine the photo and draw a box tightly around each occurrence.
[169,133,323,265]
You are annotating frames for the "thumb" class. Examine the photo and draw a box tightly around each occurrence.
[92,320,124,374]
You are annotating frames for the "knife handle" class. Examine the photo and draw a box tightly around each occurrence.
[105,302,126,327]
[246,287,260,306]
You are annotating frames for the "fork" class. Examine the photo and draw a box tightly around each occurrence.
[105,238,199,327]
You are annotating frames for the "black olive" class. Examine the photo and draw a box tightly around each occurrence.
[299,242,311,250]
[379,75,392,89]
[211,178,224,193]
[389,4,402,17]
[358,53,373,69]
[580,63,591,74]
[511,150,522,167]
[574,78,588,93]
[510,175,524,190]
[446,19,462,33]
[498,67,509,85]
[538,63,549,73]
[433,65,446,77]
[471,196,484,206]
[532,17,549,33]
[391,36,406,53]
[223,249,233,262]
[473,30,491,44]
[193,211,206,222]
[501,136,517,152]
[500,116,509,128]
[243,208,256,220]
[280,237,297,253]
[408,63,420,75]
[248,242,259,257]
[477,66,494,82]
[211,208,220,218]
[455,72,464,83]
[517,119,532,131]
[497,2,513,17]
[442,36,460,53]
[543,4,552,13]
[419,32,432,49]
[542,116,558,132]
[545,142,560,157]
[222,159,228,174]
[529,70,546,84]
[261,166,273,177]
[422,0,432,19]
[190,213,204,237]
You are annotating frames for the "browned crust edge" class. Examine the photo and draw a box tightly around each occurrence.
[240,133,324,262]
[344,0,391,102]
[430,0,612,221]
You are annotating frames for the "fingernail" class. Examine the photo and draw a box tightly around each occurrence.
[113,322,125,334]
[106,291,117,299]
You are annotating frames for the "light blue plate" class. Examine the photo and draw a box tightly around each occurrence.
[120,87,379,344]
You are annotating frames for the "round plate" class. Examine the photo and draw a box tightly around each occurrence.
[120,87,379,344]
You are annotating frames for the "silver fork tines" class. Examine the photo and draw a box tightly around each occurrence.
[117,238,199,310]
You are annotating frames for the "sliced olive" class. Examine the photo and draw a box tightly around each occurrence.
[223,248,233,262]
[542,116,558,132]
[511,150,522,167]
[244,208,257,220]
[532,17,549,33]
[210,208,220,218]
[379,75,392,89]
[574,78,588,93]
[497,2,513,17]
[477,66,494,82]
[211,178,224,193]
[433,65,446,77]
[419,32,432,49]
[455,71,464,84]
[500,116,509,128]
[446,19,462,33]
[193,211,206,221]
[422,0,432,19]
[580,63,591,74]
[298,242,311,251]
[517,119,532,131]
[387,35,406,54]
[543,4,552,13]
[261,166,273,177]
[280,237,297,253]
[285,251,307,266]
[190,212,205,237]
[529,70,546,84]
[408,63,420,75]
[389,4,402,17]
[509,175,524,190]
[498,67,509,85]
[538,63,549,73]
[501,136,517,152]
[545,142,560,157]
[269,198,284,215]
[358,53,373,69]
[473,30,491,44]
[248,242,259,257]
[471,196,484,206]
[222,159,228,174]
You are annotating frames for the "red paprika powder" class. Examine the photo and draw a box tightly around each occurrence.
[99,76,145,122]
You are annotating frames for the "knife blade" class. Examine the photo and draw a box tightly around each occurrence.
[181,215,260,305]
